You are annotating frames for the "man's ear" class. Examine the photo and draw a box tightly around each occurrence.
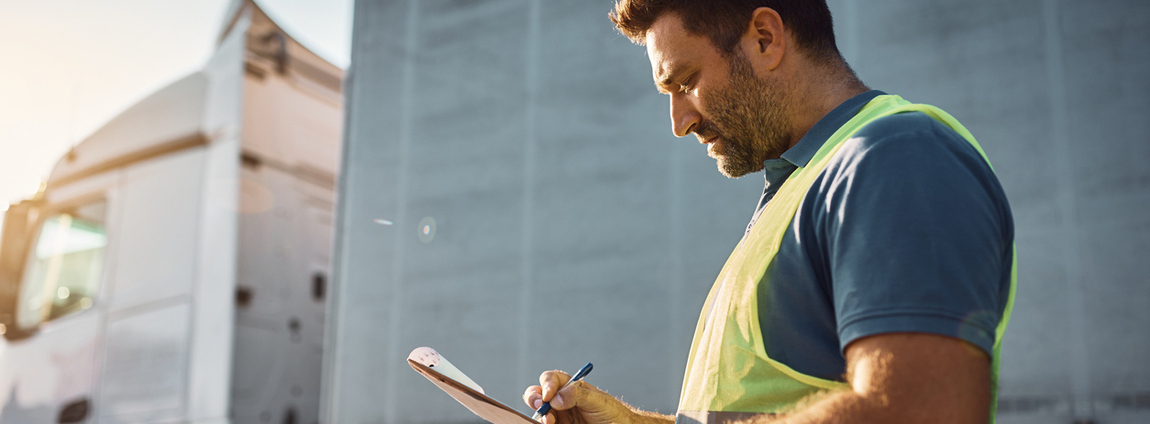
[745,7,786,71]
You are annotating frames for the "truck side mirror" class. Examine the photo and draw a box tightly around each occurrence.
[0,200,41,340]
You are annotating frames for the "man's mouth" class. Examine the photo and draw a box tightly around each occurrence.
[703,136,720,156]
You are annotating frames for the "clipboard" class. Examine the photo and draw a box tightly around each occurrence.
[408,359,540,424]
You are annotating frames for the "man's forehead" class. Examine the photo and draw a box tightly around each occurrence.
[645,14,699,79]
[645,43,669,80]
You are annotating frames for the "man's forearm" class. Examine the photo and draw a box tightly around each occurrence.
[745,389,890,424]
[745,387,985,424]
[620,389,914,424]
[626,407,676,424]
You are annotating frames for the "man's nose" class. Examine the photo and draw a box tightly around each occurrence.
[670,93,700,138]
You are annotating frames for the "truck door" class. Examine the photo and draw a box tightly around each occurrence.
[0,195,113,424]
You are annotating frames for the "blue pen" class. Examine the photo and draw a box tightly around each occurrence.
[532,363,593,421]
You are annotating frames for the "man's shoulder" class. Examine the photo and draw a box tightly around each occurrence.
[807,108,1009,221]
[852,110,966,149]
[827,110,982,172]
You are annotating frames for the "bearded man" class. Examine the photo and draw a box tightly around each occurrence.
[524,1,1015,424]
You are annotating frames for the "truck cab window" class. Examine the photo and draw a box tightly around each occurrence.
[15,200,107,330]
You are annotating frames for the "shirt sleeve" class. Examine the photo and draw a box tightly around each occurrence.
[816,112,1014,356]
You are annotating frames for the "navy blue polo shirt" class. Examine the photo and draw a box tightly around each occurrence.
[751,90,1014,381]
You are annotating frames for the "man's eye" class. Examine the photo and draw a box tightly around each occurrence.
[678,77,696,93]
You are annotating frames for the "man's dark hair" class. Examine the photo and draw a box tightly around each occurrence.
[610,0,841,62]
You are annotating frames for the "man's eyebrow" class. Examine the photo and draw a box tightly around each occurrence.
[653,64,681,93]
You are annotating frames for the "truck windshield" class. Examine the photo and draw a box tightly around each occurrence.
[16,199,107,330]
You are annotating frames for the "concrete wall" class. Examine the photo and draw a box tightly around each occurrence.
[325,1,1150,423]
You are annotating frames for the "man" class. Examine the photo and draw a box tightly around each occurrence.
[524,1,1015,424]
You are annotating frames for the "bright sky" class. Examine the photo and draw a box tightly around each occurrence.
[0,0,352,213]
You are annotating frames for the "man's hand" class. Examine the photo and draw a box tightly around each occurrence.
[523,370,673,424]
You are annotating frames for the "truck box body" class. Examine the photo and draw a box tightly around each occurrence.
[0,1,343,423]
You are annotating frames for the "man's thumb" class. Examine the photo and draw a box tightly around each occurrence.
[551,384,578,410]
[552,392,569,409]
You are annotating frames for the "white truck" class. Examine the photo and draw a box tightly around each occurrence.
[0,1,343,423]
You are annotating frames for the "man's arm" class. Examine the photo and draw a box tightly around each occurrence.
[524,332,990,424]
[758,332,990,424]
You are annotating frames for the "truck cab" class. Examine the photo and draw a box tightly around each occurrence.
[0,1,343,423]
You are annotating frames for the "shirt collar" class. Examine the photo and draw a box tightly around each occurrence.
[775,90,886,169]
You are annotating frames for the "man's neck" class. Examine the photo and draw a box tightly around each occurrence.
[784,64,869,150]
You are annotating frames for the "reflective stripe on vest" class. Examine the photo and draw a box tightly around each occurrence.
[675,95,1018,424]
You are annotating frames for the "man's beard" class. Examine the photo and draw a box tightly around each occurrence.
[696,51,792,178]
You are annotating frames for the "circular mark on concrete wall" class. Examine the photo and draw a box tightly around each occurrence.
[417,217,436,243]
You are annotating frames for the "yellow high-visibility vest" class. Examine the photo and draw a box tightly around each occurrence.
[676,95,1017,424]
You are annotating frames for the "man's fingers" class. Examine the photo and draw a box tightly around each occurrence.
[525,376,578,411]
[538,370,571,402]
[523,386,543,410]
[550,381,578,409]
